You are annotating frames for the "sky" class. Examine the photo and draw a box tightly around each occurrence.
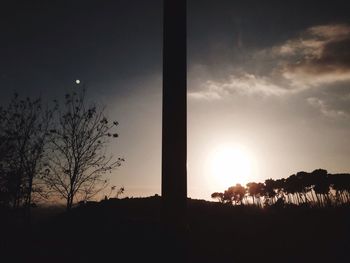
[1,0,350,200]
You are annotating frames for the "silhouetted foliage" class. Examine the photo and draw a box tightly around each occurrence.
[106,185,125,199]
[246,182,264,207]
[212,169,350,208]
[211,192,225,203]
[223,184,246,205]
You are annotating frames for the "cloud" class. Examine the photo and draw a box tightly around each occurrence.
[188,85,223,100]
[307,97,348,119]
[276,24,350,88]
[189,23,350,102]
[188,73,288,100]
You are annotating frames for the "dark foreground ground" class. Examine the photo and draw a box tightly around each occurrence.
[1,196,350,263]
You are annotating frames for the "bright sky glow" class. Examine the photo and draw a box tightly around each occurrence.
[208,144,255,190]
[2,1,350,200]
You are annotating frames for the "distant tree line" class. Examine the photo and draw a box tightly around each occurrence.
[0,89,124,212]
[212,169,350,207]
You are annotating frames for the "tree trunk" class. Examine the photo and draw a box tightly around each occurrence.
[25,176,33,208]
[66,195,73,211]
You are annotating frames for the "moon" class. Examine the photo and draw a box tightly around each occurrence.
[75,79,81,84]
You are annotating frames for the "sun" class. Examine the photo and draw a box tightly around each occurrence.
[209,145,253,189]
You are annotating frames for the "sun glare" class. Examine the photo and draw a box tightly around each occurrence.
[209,145,254,189]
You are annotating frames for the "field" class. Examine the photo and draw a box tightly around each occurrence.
[2,196,349,263]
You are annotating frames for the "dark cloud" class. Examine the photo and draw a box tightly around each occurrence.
[316,37,350,71]
[188,0,350,66]
[189,23,350,102]
[280,24,350,80]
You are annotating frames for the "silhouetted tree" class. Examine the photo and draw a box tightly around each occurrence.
[42,88,124,210]
[246,182,265,206]
[264,179,277,205]
[212,169,350,207]
[105,185,125,200]
[294,172,310,204]
[274,178,286,201]
[255,183,265,207]
[0,94,52,209]
[311,169,330,207]
[211,192,225,203]
[284,174,300,205]
[234,184,246,205]
[329,173,350,204]
[223,184,246,205]
[116,186,125,199]
[0,138,14,207]
[246,182,258,205]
